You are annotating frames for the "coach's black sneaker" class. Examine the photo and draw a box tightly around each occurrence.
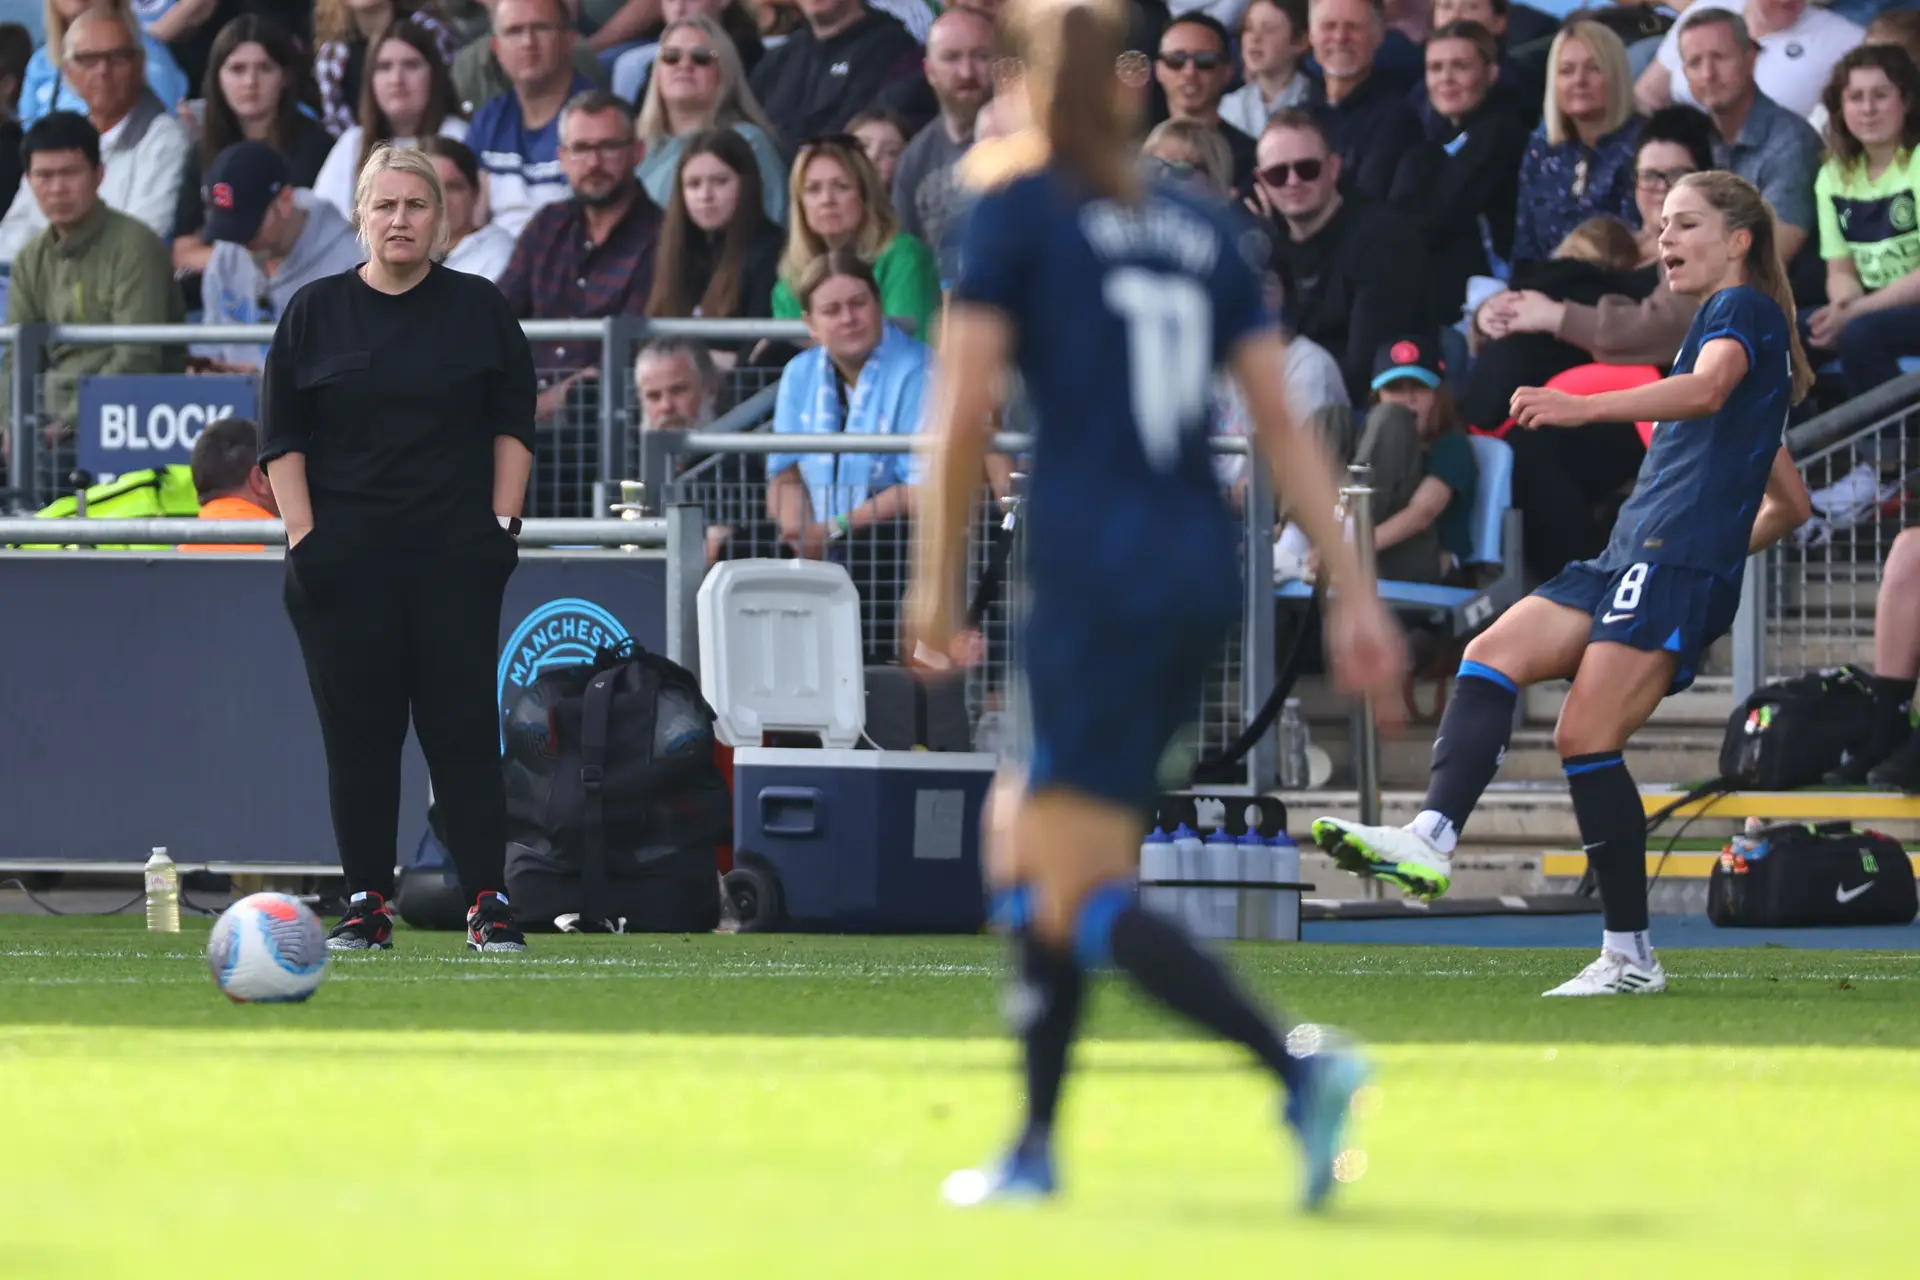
[326,891,394,952]
[467,891,527,953]
[1867,731,1920,794]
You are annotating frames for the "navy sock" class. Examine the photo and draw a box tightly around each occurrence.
[1103,901,1304,1092]
[1565,752,1648,932]
[1011,929,1083,1156]
[1419,662,1519,843]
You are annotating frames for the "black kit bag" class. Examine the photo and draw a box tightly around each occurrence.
[1708,822,1918,928]
[502,640,732,932]
[1719,666,1878,791]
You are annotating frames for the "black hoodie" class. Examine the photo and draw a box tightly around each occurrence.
[749,8,923,154]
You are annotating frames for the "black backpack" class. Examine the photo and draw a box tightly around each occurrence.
[1719,666,1879,791]
[502,640,732,932]
[1708,822,1917,928]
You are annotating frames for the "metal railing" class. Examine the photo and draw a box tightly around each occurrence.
[1734,370,1920,699]
[638,430,1277,790]
[0,509,709,671]
[0,317,813,517]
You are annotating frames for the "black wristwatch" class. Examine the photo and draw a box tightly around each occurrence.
[497,515,522,538]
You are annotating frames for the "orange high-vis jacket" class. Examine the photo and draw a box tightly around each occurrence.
[179,496,277,553]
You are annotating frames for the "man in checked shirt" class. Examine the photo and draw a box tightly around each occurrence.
[498,89,662,515]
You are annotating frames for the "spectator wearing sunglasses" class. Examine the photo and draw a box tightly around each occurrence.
[1387,20,1526,316]
[635,16,788,223]
[611,0,766,105]
[1303,0,1424,202]
[1257,109,1433,405]
[194,142,365,373]
[1155,13,1260,198]
[749,0,921,146]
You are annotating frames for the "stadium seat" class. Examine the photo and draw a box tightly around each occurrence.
[1543,362,1662,449]
[1276,434,1523,641]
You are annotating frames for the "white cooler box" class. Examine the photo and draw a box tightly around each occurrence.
[730,748,997,933]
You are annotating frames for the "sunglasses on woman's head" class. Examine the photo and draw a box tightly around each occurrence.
[1157,50,1224,72]
[1257,158,1323,186]
[659,45,718,66]
[803,133,863,152]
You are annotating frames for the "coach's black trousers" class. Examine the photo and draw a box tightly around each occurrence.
[285,533,515,902]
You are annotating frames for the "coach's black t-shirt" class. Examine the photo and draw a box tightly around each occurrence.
[259,262,537,554]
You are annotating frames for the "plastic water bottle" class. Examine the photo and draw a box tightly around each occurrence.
[144,847,179,933]
[1269,831,1302,941]
[1169,823,1206,933]
[1280,699,1310,789]
[1237,825,1275,939]
[1203,826,1240,939]
[1139,826,1175,916]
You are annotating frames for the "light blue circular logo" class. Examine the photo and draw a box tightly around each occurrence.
[497,598,630,721]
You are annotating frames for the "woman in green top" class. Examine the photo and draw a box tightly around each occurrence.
[770,135,942,342]
[1807,45,1920,398]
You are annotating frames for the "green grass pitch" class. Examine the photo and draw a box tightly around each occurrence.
[3,917,1917,1278]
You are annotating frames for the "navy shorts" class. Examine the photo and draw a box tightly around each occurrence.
[1019,594,1234,814]
[1533,559,1741,695]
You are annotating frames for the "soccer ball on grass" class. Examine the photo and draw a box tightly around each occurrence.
[206,893,330,1003]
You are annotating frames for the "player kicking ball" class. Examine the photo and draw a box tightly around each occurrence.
[1314,172,1814,997]
[909,0,1406,1210]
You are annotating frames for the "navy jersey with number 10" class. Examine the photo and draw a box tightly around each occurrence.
[952,170,1274,619]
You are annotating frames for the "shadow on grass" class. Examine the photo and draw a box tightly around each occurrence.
[3,920,1918,1047]
[1167,1199,1668,1244]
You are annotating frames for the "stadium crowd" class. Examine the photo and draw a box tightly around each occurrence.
[0,0,1916,578]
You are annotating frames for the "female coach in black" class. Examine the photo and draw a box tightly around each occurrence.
[260,143,537,954]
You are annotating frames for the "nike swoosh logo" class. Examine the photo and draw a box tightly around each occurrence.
[1836,882,1874,904]
[1602,612,1633,624]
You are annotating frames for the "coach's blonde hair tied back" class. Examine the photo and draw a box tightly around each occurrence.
[352,143,451,261]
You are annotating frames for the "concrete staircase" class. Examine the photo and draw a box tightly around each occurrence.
[1268,551,1907,904]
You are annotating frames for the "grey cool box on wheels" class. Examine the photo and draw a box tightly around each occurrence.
[729,748,998,933]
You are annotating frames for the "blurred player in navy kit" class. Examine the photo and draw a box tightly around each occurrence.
[909,0,1407,1211]
[1315,171,1815,997]
[260,144,538,955]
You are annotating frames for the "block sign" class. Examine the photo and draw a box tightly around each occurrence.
[75,375,258,480]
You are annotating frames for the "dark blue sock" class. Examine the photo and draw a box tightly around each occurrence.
[1010,927,1083,1156]
[1419,661,1519,844]
[1565,751,1649,932]
[1080,884,1304,1092]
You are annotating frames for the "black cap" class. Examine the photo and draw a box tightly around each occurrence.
[1370,335,1445,392]
[203,142,289,245]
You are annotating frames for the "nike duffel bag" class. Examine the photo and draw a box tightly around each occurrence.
[1708,822,1917,928]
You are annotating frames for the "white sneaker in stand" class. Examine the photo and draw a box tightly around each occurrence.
[1542,950,1668,997]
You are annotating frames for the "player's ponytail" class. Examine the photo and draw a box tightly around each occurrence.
[986,0,1140,203]
[1676,171,1814,405]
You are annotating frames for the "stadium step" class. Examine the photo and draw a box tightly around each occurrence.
[1305,723,1724,789]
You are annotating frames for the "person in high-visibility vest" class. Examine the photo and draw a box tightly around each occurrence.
[21,464,201,550]
[179,417,278,553]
